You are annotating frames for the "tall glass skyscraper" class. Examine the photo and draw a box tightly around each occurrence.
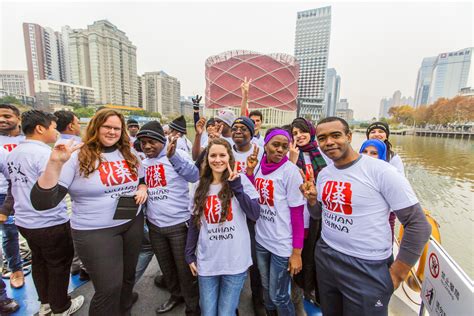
[294,6,331,121]
[414,47,472,107]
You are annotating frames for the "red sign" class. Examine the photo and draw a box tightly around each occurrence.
[322,181,353,215]
[255,178,275,206]
[205,195,233,223]
[146,164,167,188]
[429,253,440,278]
[98,160,137,186]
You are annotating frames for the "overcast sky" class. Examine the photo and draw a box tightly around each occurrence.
[1,0,472,119]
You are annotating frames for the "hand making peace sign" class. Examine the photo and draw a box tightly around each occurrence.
[50,139,84,164]
[299,169,317,206]
[289,141,300,164]
[246,144,260,175]
[227,162,240,182]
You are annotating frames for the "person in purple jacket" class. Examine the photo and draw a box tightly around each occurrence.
[247,128,305,316]
[185,138,261,316]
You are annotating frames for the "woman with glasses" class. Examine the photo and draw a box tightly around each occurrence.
[30,109,148,315]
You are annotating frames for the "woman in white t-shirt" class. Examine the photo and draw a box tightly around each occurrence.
[366,122,405,244]
[247,128,305,316]
[31,109,148,316]
[185,138,261,316]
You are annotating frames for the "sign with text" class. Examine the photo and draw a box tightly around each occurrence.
[421,238,473,315]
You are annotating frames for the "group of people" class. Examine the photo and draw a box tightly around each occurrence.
[0,80,431,316]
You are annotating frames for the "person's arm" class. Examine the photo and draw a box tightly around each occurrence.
[240,78,251,117]
[391,203,431,289]
[30,182,69,210]
[0,181,14,220]
[185,215,199,264]
[168,152,200,183]
[192,95,202,128]
[307,201,322,219]
[228,176,261,221]
[289,204,304,276]
[192,117,206,161]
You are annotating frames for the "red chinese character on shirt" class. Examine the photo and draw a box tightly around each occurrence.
[235,161,246,174]
[146,164,167,188]
[255,178,275,206]
[205,195,233,223]
[98,160,137,186]
[321,181,353,215]
[3,144,17,152]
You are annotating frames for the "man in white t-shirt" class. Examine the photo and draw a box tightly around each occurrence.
[0,103,25,290]
[312,117,431,316]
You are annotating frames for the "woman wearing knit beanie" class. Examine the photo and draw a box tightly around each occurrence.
[366,121,404,174]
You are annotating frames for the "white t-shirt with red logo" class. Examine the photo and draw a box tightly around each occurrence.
[190,175,259,276]
[254,160,305,257]
[59,149,144,230]
[143,150,192,227]
[6,140,69,229]
[316,155,418,261]
[232,145,264,175]
[0,135,25,194]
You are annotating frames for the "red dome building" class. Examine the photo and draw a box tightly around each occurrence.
[205,50,299,125]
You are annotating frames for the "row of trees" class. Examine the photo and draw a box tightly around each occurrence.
[387,96,474,127]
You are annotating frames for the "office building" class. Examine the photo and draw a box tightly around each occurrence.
[324,68,340,117]
[414,47,472,106]
[294,6,332,121]
[34,79,95,109]
[0,70,31,96]
[142,71,180,117]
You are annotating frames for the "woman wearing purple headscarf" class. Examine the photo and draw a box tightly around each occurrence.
[247,128,305,316]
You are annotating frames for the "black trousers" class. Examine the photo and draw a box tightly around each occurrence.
[247,219,264,302]
[72,212,144,316]
[315,239,394,316]
[294,217,321,302]
[18,221,74,313]
[148,220,200,316]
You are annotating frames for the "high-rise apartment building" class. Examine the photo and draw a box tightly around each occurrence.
[142,71,180,117]
[324,68,340,117]
[414,47,472,107]
[378,90,413,118]
[23,23,71,94]
[0,71,31,96]
[294,6,331,121]
[69,20,138,106]
[35,79,95,109]
[137,75,143,108]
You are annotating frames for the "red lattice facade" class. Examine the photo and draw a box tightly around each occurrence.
[205,50,299,111]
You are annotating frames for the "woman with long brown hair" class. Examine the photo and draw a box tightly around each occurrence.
[185,138,261,315]
[30,109,147,315]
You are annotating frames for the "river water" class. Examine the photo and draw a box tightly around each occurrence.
[189,129,474,278]
[352,133,474,279]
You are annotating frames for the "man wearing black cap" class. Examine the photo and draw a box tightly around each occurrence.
[169,116,192,154]
[127,119,140,144]
[136,121,200,315]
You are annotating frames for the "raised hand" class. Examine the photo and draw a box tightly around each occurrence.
[288,141,300,164]
[196,117,206,135]
[208,124,223,140]
[299,169,317,206]
[167,135,178,158]
[227,162,240,182]
[246,144,260,174]
[192,95,202,105]
[50,139,83,164]
[241,77,252,97]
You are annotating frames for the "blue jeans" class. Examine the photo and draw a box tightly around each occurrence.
[135,222,156,282]
[256,242,295,316]
[0,194,22,273]
[198,271,247,316]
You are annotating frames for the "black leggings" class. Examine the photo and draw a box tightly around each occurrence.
[72,212,144,316]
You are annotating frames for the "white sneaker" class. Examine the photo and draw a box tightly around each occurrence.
[51,296,85,316]
[39,303,52,315]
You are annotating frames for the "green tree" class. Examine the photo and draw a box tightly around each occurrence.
[0,96,21,105]
[73,107,96,118]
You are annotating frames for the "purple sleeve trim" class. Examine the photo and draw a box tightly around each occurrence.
[290,205,305,249]
[184,216,199,264]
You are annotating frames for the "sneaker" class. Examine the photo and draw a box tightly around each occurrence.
[51,296,84,316]
[39,303,52,315]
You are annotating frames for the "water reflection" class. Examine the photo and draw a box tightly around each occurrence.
[353,133,473,279]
